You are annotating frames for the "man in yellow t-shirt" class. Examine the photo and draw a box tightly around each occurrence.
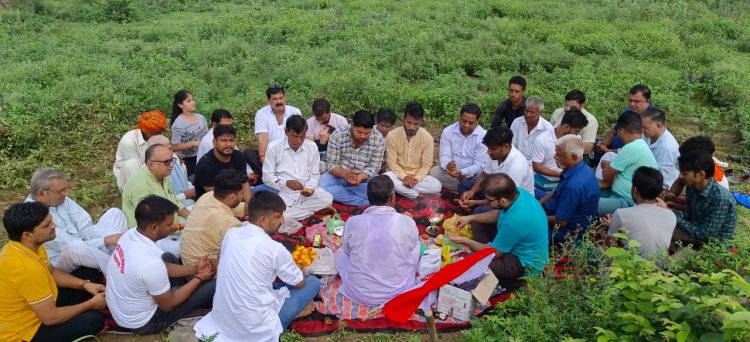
[0,202,107,342]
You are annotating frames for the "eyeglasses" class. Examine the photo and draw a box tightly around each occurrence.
[45,188,70,197]
[149,159,174,166]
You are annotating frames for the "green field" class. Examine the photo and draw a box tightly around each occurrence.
[1,0,750,341]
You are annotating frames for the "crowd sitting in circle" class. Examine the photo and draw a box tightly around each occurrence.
[0,80,739,342]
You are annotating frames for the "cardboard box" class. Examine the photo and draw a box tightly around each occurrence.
[436,270,499,321]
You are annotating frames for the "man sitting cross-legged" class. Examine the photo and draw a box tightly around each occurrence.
[662,136,730,210]
[335,175,420,306]
[194,192,322,342]
[106,195,216,335]
[113,110,168,192]
[194,125,260,199]
[510,96,553,163]
[243,84,303,180]
[180,169,250,267]
[531,108,588,197]
[429,103,488,194]
[25,168,128,272]
[384,102,442,198]
[608,166,676,260]
[320,110,385,206]
[263,115,334,222]
[122,143,191,227]
[641,108,680,188]
[539,135,600,245]
[548,89,599,157]
[306,98,349,142]
[196,108,234,162]
[597,112,658,215]
[459,127,534,212]
[147,135,196,207]
[450,174,548,289]
[667,150,737,247]
[0,202,106,342]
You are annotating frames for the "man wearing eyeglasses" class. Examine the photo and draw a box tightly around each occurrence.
[24,168,128,273]
[449,174,548,290]
[244,84,302,179]
[122,144,191,228]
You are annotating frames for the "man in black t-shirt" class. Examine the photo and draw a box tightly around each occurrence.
[491,75,527,129]
[194,125,258,198]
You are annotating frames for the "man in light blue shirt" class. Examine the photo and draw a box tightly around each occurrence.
[598,112,659,215]
[450,174,548,289]
[429,103,489,194]
[25,168,128,272]
[640,108,680,188]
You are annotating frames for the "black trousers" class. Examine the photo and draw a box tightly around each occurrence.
[31,268,105,342]
[489,253,525,291]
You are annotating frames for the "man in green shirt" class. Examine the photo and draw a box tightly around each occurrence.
[122,144,190,227]
[598,112,658,215]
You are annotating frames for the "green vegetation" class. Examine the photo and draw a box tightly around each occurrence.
[463,226,750,341]
[2,0,750,205]
[2,0,750,341]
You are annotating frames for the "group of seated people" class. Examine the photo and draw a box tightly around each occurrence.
[0,80,739,341]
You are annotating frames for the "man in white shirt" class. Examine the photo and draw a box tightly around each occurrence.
[243,84,303,181]
[531,108,588,197]
[429,103,488,194]
[113,110,168,192]
[548,90,599,156]
[196,109,234,162]
[335,176,419,306]
[25,168,128,272]
[460,127,534,210]
[106,195,216,335]
[263,115,333,222]
[306,98,348,141]
[510,96,553,162]
[194,191,321,342]
[640,108,680,188]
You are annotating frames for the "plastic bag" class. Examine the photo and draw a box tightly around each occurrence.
[418,249,441,279]
[442,214,473,239]
[326,213,345,236]
[305,221,328,244]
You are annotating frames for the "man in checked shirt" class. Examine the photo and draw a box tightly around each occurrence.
[665,149,737,248]
[320,110,386,206]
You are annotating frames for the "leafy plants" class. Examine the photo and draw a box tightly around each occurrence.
[596,236,750,341]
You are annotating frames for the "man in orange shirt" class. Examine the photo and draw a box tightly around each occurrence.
[0,202,106,342]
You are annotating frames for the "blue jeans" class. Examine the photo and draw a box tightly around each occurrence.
[457,178,484,199]
[319,172,369,206]
[598,189,634,215]
[273,275,322,329]
[252,184,278,194]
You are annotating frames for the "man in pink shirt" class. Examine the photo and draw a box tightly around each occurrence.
[334,176,420,306]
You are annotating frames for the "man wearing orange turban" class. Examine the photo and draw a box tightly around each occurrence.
[113,110,168,192]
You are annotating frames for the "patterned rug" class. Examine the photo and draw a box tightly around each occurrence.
[272,190,514,336]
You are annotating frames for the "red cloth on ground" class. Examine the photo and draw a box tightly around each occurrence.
[382,247,498,323]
